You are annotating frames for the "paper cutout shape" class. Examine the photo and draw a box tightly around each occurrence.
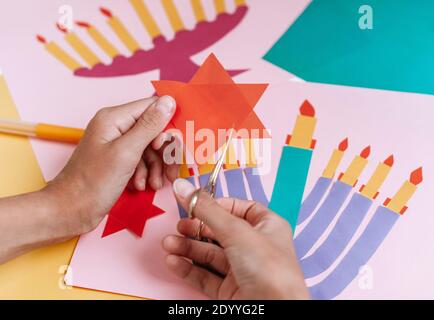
[269,99,317,231]
[152,54,269,158]
[225,168,248,200]
[102,188,165,238]
[264,1,434,95]
[301,192,372,278]
[309,206,399,300]
[298,177,332,225]
[298,138,349,225]
[269,146,313,231]
[296,131,423,299]
[37,1,249,81]
[295,181,352,258]
[244,168,269,206]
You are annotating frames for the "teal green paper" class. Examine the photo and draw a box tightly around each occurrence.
[264,0,434,95]
[269,146,312,232]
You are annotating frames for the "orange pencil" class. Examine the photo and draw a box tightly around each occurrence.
[0,118,84,144]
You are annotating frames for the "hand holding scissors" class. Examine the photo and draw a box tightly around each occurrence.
[188,129,235,241]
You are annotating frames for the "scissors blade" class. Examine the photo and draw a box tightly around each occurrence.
[206,128,235,191]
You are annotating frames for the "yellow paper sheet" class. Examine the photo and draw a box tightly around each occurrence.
[0,71,134,299]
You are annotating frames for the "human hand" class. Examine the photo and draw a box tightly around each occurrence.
[162,179,310,300]
[44,96,177,237]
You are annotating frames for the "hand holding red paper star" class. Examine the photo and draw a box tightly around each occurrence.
[103,54,269,238]
[152,54,269,158]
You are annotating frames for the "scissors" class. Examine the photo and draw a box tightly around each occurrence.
[188,128,235,241]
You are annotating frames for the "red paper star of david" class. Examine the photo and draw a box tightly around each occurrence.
[102,188,165,238]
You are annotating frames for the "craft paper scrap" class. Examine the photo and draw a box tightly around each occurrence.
[264,0,434,95]
[152,53,269,159]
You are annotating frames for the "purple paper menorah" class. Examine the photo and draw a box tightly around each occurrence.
[296,140,423,300]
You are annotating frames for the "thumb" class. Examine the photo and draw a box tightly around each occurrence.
[119,95,176,153]
[173,178,250,243]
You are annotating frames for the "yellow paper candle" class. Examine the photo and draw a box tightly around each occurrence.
[179,153,192,178]
[339,146,371,187]
[36,35,82,71]
[385,167,423,215]
[322,138,348,179]
[288,100,317,150]
[162,0,185,33]
[235,0,247,6]
[244,139,257,168]
[199,161,215,175]
[223,142,240,170]
[191,0,207,22]
[214,0,226,14]
[100,7,141,54]
[76,21,120,58]
[179,164,190,179]
[360,155,394,199]
[56,24,100,67]
[129,0,162,38]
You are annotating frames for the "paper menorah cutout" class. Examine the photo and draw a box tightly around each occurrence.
[296,138,423,299]
[36,0,248,81]
[219,99,423,300]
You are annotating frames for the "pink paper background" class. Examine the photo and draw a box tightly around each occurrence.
[68,80,434,300]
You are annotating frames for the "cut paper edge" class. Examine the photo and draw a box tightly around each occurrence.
[189,53,235,85]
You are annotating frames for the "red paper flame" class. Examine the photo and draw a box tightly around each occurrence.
[410,167,423,185]
[36,34,47,44]
[300,100,315,117]
[76,21,91,28]
[338,138,349,152]
[100,7,113,18]
[383,155,394,167]
[360,146,371,159]
[56,22,68,33]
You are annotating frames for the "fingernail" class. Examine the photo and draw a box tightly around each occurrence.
[173,178,195,199]
[165,255,180,267]
[156,96,175,116]
[155,179,163,190]
[138,178,147,190]
[162,235,176,250]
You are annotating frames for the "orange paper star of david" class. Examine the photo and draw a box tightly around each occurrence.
[152,54,269,158]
